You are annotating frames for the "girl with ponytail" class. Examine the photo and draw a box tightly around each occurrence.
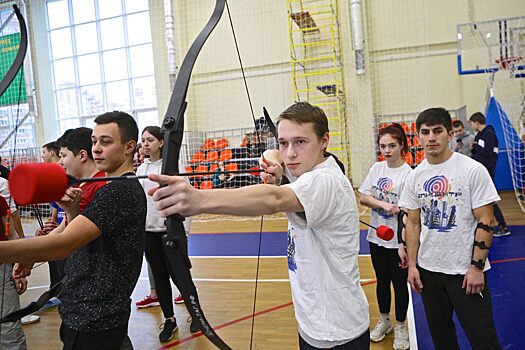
[358,123,412,349]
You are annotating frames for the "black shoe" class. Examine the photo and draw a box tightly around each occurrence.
[190,320,200,333]
[187,316,200,333]
[159,319,178,342]
[493,226,511,237]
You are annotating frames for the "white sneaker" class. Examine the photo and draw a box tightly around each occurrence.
[21,315,40,325]
[370,318,392,342]
[393,323,410,350]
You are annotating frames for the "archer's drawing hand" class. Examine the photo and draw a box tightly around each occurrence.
[260,150,284,184]
[58,188,82,215]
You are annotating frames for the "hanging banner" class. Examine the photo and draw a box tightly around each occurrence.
[0,33,27,106]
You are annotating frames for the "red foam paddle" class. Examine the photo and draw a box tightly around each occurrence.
[359,220,394,241]
[9,163,142,204]
[9,162,267,205]
[376,225,394,241]
[9,163,70,205]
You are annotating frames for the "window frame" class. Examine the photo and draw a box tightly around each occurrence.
[45,0,157,133]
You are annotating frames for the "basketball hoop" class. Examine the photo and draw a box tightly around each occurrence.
[495,56,522,70]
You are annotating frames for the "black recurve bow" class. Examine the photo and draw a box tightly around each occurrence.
[159,0,232,348]
[0,4,34,326]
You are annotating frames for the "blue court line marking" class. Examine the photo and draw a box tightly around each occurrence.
[187,230,372,256]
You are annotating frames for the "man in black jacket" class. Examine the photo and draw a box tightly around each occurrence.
[469,112,510,236]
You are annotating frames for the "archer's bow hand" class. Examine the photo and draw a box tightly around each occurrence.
[148,174,202,218]
[14,277,27,295]
[260,150,284,185]
[13,262,33,279]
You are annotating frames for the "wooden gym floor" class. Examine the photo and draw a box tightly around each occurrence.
[15,191,525,349]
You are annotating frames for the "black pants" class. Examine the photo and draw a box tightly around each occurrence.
[418,267,501,350]
[299,330,369,350]
[60,322,132,350]
[493,203,507,228]
[369,242,409,322]
[144,231,177,319]
[487,166,507,227]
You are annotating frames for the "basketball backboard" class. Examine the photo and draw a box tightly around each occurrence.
[457,16,525,76]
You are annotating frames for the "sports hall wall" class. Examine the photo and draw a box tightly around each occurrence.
[28,0,525,185]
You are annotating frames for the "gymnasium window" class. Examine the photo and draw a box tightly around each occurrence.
[0,8,36,152]
[46,0,157,133]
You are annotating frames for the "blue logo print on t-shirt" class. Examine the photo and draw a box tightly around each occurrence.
[420,175,459,232]
[372,177,396,219]
[287,230,297,271]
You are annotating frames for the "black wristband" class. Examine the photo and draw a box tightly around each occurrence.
[476,222,493,232]
[474,240,490,250]
[397,210,407,246]
[471,259,485,270]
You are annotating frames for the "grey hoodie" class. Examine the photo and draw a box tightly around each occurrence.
[449,130,474,156]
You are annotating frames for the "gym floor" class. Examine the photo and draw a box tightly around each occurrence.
[18,191,524,349]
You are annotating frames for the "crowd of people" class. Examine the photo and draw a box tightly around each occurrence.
[0,103,510,350]
[147,103,508,350]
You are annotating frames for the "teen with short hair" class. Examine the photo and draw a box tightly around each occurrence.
[41,141,60,163]
[56,127,106,212]
[148,102,370,350]
[400,107,501,350]
[449,120,474,156]
[1,111,146,350]
[469,112,510,236]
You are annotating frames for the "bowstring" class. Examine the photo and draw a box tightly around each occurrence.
[0,19,24,337]
[32,204,44,230]
[29,204,54,277]
[224,2,266,349]
[0,262,46,289]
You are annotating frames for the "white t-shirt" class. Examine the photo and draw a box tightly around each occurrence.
[358,161,412,249]
[284,157,369,348]
[137,158,191,233]
[0,177,17,213]
[398,153,500,274]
